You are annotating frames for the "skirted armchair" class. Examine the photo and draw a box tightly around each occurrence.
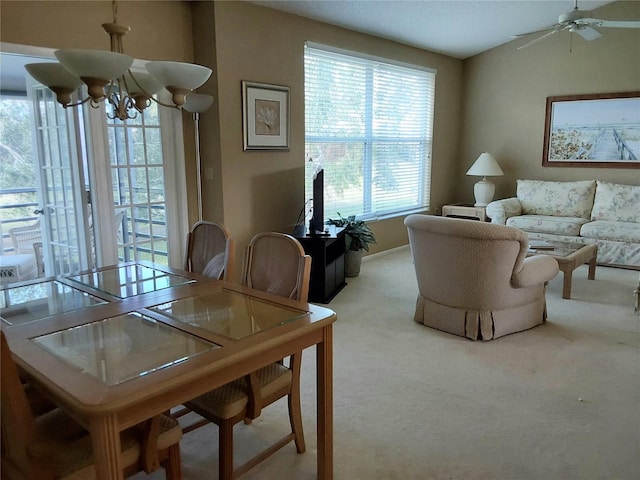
[404,214,559,341]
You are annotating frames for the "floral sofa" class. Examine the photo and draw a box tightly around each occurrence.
[486,179,640,269]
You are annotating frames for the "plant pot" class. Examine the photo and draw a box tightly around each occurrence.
[345,249,363,277]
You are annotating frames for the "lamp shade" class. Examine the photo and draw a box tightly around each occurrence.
[25,63,83,90]
[124,70,163,96]
[55,49,133,81]
[183,93,214,113]
[145,61,212,90]
[25,63,84,106]
[466,153,504,177]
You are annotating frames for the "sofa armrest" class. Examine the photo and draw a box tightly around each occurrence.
[512,255,559,288]
[486,197,522,225]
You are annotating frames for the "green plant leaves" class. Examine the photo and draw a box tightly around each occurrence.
[327,212,377,252]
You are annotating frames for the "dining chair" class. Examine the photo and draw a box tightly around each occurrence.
[177,232,311,480]
[184,220,235,281]
[241,232,311,303]
[0,332,183,480]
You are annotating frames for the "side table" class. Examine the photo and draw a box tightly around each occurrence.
[442,203,487,221]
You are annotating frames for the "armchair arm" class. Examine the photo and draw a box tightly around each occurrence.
[512,255,559,288]
[486,197,522,225]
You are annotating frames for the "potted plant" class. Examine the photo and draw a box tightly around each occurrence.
[327,213,376,277]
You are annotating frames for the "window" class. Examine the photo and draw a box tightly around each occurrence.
[106,102,169,265]
[304,43,436,222]
[0,95,37,245]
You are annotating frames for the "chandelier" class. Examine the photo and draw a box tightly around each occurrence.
[24,1,212,121]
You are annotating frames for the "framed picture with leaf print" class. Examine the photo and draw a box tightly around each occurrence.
[242,81,290,151]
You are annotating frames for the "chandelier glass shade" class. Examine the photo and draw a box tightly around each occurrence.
[24,1,212,121]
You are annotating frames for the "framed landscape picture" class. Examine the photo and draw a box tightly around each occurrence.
[542,91,640,168]
[242,81,290,151]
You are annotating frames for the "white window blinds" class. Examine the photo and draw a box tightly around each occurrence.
[304,43,436,222]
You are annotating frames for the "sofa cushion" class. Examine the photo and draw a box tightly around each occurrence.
[516,179,596,218]
[506,215,590,236]
[591,181,640,223]
[580,220,640,243]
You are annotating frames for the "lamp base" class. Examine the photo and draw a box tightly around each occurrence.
[473,177,495,207]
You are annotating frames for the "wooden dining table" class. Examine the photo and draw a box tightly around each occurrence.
[0,261,337,480]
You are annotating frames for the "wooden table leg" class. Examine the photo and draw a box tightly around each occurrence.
[561,268,573,300]
[90,414,124,480]
[588,255,597,280]
[317,324,333,480]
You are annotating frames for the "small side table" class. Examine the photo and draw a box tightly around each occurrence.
[442,203,487,221]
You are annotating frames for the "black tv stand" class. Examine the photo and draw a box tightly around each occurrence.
[293,224,346,304]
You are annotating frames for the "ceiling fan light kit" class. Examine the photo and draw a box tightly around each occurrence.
[516,0,640,50]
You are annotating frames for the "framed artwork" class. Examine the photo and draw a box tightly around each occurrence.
[242,81,290,151]
[542,91,640,168]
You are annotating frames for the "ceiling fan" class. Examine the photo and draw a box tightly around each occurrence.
[516,0,640,50]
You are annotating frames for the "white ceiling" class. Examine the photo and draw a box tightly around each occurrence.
[250,0,616,59]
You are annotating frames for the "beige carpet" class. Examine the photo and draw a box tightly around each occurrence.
[135,246,640,480]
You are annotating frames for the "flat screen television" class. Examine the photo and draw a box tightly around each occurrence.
[310,167,326,235]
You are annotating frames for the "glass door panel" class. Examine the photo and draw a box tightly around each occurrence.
[30,82,92,276]
[107,102,170,265]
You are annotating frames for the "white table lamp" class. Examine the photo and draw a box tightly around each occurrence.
[466,153,504,207]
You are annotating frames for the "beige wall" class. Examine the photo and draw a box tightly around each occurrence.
[460,0,640,203]
[11,1,634,278]
[1,1,463,278]
[0,1,193,61]
[191,2,224,224]
[209,2,463,277]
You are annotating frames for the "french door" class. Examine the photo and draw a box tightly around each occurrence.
[29,79,92,276]
[88,98,188,268]
[18,47,188,275]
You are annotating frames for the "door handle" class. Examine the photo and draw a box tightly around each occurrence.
[33,209,45,215]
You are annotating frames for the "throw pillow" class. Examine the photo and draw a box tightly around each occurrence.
[591,181,640,223]
[516,179,595,218]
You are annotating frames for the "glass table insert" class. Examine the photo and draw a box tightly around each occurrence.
[149,289,309,340]
[32,312,219,386]
[65,263,195,298]
[527,242,582,257]
[1,280,108,325]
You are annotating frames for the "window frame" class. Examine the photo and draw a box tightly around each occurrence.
[304,42,436,222]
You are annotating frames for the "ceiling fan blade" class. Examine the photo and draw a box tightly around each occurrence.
[517,26,565,50]
[575,25,602,41]
[513,24,558,38]
[581,18,640,29]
